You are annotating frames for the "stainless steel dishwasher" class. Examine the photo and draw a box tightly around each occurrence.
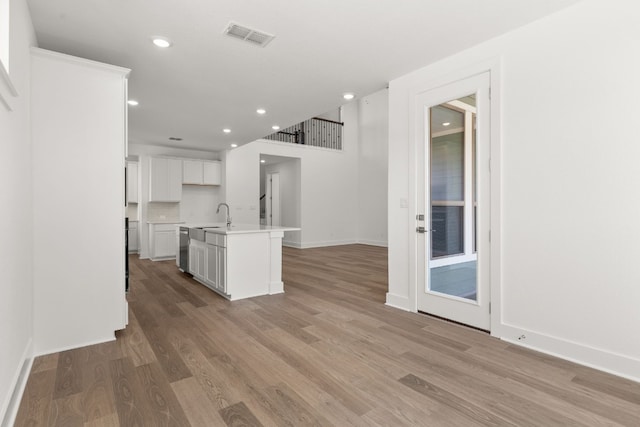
[178,227,190,273]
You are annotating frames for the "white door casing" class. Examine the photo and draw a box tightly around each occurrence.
[416,72,491,331]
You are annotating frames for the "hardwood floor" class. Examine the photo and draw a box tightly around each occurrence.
[15,244,640,426]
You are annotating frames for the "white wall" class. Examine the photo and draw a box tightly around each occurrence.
[0,0,35,423]
[224,102,360,248]
[357,90,389,246]
[32,49,129,355]
[224,95,389,248]
[128,143,222,258]
[387,0,640,381]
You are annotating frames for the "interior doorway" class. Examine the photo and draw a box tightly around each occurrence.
[259,154,302,246]
[415,72,491,331]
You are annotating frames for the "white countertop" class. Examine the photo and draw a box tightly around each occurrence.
[147,220,185,224]
[201,223,301,235]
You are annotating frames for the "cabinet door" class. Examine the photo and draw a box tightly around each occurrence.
[149,157,169,201]
[168,159,182,201]
[168,230,177,258]
[217,246,226,292]
[197,246,206,279]
[205,244,217,287]
[150,158,182,202]
[127,162,139,203]
[203,161,221,185]
[189,244,196,274]
[155,231,175,257]
[183,160,203,184]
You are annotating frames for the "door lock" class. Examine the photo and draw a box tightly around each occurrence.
[416,226,427,233]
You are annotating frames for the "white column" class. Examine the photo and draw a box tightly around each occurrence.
[268,231,285,294]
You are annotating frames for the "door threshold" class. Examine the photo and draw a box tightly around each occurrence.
[418,310,489,334]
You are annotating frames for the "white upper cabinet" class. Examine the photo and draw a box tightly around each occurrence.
[182,159,203,184]
[149,157,182,202]
[126,161,138,203]
[182,159,221,186]
[203,161,221,185]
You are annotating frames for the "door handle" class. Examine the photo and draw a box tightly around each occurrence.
[416,227,435,233]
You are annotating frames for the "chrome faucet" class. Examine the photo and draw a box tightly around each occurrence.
[216,203,232,227]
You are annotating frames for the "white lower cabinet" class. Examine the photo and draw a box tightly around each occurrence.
[195,233,227,295]
[150,223,179,260]
[217,245,227,293]
[205,244,217,288]
[189,240,206,280]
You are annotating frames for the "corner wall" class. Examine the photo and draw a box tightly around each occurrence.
[357,90,389,246]
[387,0,640,381]
[0,0,35,423]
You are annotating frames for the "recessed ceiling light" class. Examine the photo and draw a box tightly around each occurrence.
[256,108,266,115]
[152,37,172,48]
[260,159,266,163]
[223,128,231,133]
[272,125,280,130]
[343,93,355,100]
[230,143,238,148]
[127,100,139,106]
[442,122,451,126]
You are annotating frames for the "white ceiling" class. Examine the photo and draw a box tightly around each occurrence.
[27,0,581,152]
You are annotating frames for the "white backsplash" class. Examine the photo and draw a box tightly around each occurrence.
[180,185,221,223]
[147,202,181,222]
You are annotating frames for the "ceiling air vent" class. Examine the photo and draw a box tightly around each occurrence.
[223,22,275,47]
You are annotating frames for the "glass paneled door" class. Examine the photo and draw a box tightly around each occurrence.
[416,72,491,331]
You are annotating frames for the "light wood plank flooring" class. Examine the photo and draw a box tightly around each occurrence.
[15,244,640,426]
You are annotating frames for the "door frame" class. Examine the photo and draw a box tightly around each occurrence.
[406,59,503,336]
[416,72,491,330]
[265,172,281,226]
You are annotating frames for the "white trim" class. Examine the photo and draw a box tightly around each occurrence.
[385,293,413,311]
[297,239,359,249]
[282,240,302,248]
[34,335,116,358]
[31,47,130,77]
[256,138,346,153]
[498,324,640,383]
[405,58,502,321]
[356,239,388,247]
[0,59,16,111]
[1,339,33,427]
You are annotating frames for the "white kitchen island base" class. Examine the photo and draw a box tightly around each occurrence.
[188,224,299,301]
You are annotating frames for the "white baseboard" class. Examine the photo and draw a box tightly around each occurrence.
[298,239,359,249]
[356,239,388,247]
[284,240,388,249]
[35,334,116,358]
[1,339,33,427]
[498,323,640,383]
[385,293,413,312]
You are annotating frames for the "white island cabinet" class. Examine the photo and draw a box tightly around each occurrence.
[186,224,299,301]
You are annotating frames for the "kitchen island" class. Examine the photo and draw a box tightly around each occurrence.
[185,223,300,301]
